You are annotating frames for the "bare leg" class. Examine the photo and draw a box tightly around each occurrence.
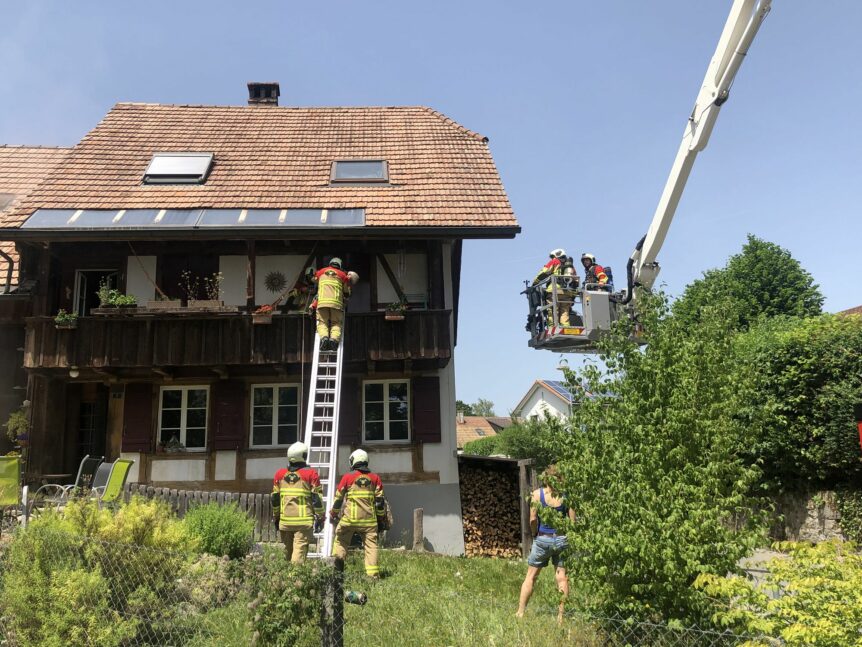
[555,567,569,625]
[516,566,542,617]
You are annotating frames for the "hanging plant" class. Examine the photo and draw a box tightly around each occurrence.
[264,270,287,294]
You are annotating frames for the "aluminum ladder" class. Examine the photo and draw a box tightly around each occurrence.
[303,331,345,557]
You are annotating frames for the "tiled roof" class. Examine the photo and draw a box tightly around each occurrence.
[1,103,517,233]
[839,305,862,316]
[0,146,72,285]
[456,415,498,449]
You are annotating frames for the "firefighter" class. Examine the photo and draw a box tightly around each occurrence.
[285,266,316,313]
[271,441,324,563]
[329,449,387,578]
[532,249,571,327]
[313,257,353,351]
[580,253,609,289]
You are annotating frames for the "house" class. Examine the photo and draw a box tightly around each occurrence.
[1,83,519,554]
[839,305,862,316]
[455,413,498,449]
[486,416,513,433]
[0,145,71,447]
[512,379,574,421]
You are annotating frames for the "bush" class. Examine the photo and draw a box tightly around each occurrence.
[179,553,242,611]
[836,488,862,543]
[462,435,501,456]
[241,546,330,647]
[184,502,255,559]
[462,419,558,471]
[696,540,862,646]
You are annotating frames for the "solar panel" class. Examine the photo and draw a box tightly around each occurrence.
[543,380,573,402]
[21,209,78,228]
[143,153,214,185]
[325,209,365,226]
[156,209,202,227]
[198,209,243,226]
[242,209,283,226]
[114,209,160,226]
[67,210,120,227]
[287,209,325,226]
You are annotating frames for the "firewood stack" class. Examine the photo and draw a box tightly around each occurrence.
[459,464,522,558]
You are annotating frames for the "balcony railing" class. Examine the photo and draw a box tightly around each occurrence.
[24,310,452,370]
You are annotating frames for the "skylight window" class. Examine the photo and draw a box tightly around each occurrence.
[331,160,388,183]
[143,153,214,185]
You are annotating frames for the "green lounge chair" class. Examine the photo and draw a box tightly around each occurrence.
[93,458,134,507]
[0,456,27,533]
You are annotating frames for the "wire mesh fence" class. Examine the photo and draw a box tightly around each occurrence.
[0,528,775,647]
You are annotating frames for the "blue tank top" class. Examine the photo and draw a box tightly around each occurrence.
[537,488,568,535]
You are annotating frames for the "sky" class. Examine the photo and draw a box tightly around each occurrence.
[2,1,861,414]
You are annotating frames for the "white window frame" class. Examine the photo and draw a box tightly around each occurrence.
[157,385,209,452]
[362,379,411,444]
[249,383,301,448]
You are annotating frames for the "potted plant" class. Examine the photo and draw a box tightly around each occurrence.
[96,280,137,311]
[186,271,225,309]
[4,406,29,448]
[252,304,274,324]
[54,309,78,329]
[385,300,407,321]
[146,294,182,310]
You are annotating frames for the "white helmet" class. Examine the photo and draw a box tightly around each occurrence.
[330,257,343,269]
[349,448,369,469]
[287,441,308,464]
[581,253,596,264]
[550,248,566,259]
[347,271,359,286]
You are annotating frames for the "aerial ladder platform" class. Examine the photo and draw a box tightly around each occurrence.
[302,330,345,557]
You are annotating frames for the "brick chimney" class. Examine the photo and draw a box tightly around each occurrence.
[247,82,280,106]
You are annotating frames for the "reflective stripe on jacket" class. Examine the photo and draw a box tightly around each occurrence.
[314,266,349,309]
[331,470,386,528]
[586,264,608,285]
[273,466,324,527]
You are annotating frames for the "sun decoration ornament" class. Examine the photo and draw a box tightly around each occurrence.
[264,270,287,294]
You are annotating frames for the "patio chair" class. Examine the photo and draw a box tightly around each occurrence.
[0,456,28,533]
[92,458,134,508]
[29,454,105,517]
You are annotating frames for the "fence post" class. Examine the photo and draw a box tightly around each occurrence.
[320,556,344,647]
[412,508,424,551]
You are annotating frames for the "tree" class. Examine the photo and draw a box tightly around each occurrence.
[673,235,823,330]
[545,292,767,622]
[455,400,475,416]
[472,398,496,417]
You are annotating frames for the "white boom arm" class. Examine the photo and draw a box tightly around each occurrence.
[627,0,771,297]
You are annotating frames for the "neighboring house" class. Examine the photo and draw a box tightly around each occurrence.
[455,413,498,449]
[839,305,862,316]
[0,145,71,448]
[486,416,513,433]
[512,379,574,421]
[2,83,518,554]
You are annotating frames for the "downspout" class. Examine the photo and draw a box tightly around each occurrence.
[0,248,14,294]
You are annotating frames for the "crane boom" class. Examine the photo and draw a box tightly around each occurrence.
[627,0,772,298]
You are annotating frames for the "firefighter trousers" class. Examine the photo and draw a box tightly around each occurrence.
[333,523,379,577]
[316,307,344,342]
[280,525,313,563]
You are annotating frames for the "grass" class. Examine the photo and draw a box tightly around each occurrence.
[340,549,601,647]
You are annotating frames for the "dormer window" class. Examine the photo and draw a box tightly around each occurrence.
[143,153,214,185]
[331,160,388,184]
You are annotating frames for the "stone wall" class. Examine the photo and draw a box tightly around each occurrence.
[770,490,844,542]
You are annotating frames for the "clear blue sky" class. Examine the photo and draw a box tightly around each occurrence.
[2,1,860,414]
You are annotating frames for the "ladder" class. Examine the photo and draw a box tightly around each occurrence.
[303,331,345,557]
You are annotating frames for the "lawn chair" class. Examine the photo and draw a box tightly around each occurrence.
[92,458,134,508]
[29,454,104,517]
[0,456,28,533]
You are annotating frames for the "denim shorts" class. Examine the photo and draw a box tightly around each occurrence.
[527,534,569,568]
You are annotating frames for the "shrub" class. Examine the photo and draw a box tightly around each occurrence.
[462,435,501,456]
[179,553,243,612]
[462,419,558,471]
[696,540,862,646]
[184,502,255,559]
[836,488,862,543]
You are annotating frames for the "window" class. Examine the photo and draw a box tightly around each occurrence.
[363,380,409,442]
[143,153,214,185]
[331,160,388,183]
[74,269,119,316]
[158,386,209,450]
[250,385,300,447]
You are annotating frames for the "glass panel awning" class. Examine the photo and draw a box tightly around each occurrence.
[20,208,366,230]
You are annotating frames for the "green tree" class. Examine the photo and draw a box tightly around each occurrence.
[455,400,475,416]
[547,292,767,622]
[673,235,823,330]
[472,398,496,417]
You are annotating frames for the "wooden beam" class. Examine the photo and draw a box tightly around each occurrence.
[153,367,173,381]
[211,365,228,380]
[246,240,256,311]
[376,253,407,303]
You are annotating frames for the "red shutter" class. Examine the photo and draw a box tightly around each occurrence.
[122,383,154,452]
[412,376,441,443]
[338,376,361,446]
[212,380,246,450]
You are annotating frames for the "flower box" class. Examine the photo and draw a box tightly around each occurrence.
[54,322,77,330]
[252,313,273,325]
[188,299,224,310]
[146,299,182,310]
[384,313,405,321]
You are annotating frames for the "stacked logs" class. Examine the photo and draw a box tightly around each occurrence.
[459,464,522,558]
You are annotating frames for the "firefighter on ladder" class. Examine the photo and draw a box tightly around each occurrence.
[329,449,388,578]
[531,249,574,328]
[313,257,354,351]
[271,441,324,563]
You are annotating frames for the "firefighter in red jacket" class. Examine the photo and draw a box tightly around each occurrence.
[271,441,324,563]
[313,257,353,351]
[580,253,609,289]
[329,449,387,578]
[532,249,572,326]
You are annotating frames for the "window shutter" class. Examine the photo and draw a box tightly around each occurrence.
[212,380,246,450]
[412,376,441,443]
[338,376,361,445]
[122,383,154,452]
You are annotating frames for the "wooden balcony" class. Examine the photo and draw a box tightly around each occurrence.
[24,310,452,371]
